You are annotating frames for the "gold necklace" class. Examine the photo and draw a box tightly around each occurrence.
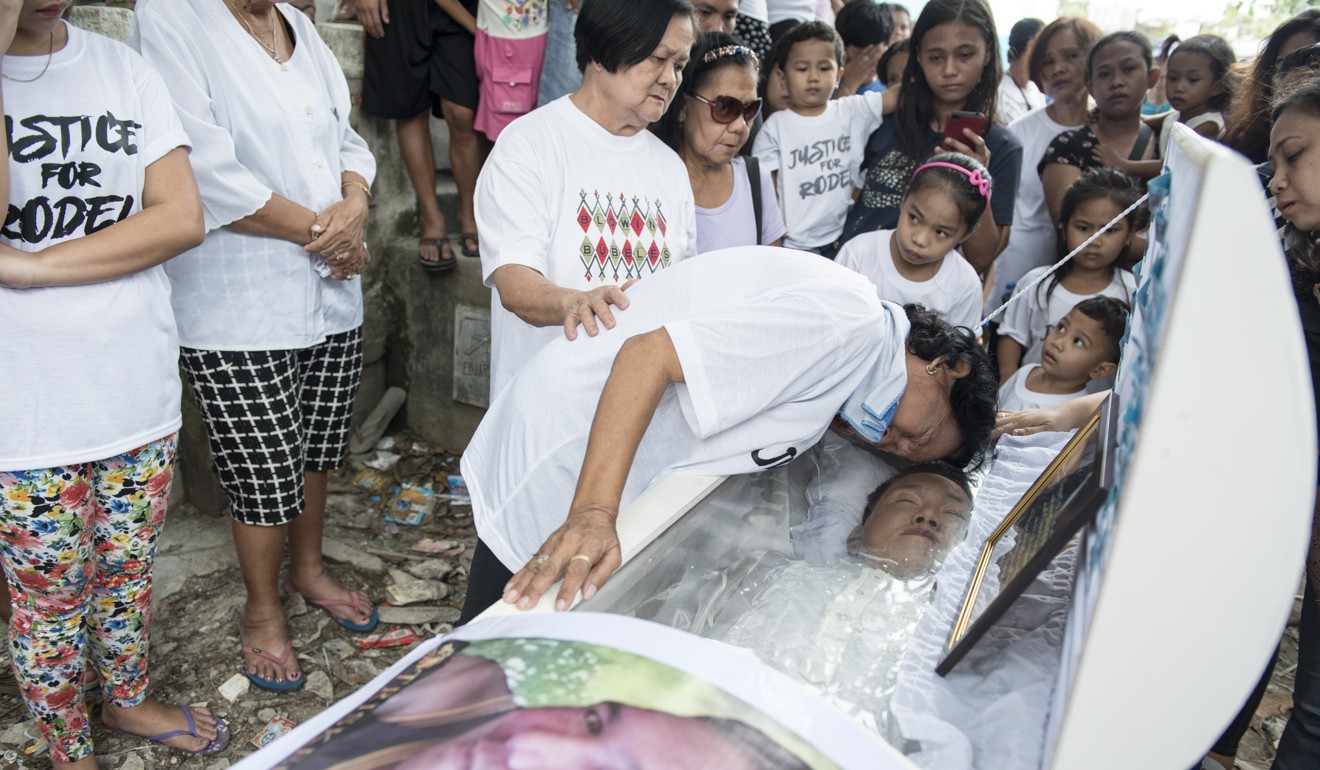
[2,30,54,83]
[223,0,282,64]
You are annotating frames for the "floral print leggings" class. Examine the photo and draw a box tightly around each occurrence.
[0,434,176,763]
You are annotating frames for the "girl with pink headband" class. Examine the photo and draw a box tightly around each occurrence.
[835,152,991,332]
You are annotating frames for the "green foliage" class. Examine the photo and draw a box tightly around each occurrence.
[1057,0,1090,17]
[1199,0,1313,50]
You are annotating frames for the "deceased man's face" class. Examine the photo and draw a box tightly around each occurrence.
[849,472,971,578]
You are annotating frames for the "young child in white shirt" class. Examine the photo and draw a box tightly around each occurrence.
[997,168,1142,385]
[835,152,988,331]
[998,296,1129,412]
[752,21,897,256]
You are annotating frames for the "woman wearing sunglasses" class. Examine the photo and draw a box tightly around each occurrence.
[473,0,699,399]
[654,32,785,252]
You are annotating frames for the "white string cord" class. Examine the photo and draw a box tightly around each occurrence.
[979,192,1150,327]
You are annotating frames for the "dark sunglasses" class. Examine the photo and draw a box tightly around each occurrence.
[687,93,761,124]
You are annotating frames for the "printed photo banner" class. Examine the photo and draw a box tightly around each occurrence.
[232,613,912,770]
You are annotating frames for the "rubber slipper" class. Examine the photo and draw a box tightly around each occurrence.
[419,236,456,273]
[304,589,379,633]
[242,642,305,692]
[106,704,231,756]
[459,232,480,258]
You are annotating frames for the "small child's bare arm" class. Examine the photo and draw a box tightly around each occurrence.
[1092,142,1162,180]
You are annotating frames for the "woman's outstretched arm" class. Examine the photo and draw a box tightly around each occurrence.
[502,328,686,611]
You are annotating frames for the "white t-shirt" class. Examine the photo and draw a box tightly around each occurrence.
[991,108,1083,310]
[766,0,815,25]
[836,229,982,331]
[753,93,886,250]
[461,247,907,570]
[738,0,769,24]
[996,77,1046,127]
[477,0,547,38]
[1157,110,1224,156]
[133,0,376,351]
[0,24,190,471]
[998,265,1136,369]
[476,96,697,396]
[997,365,1085,412]
[696,157,787,253]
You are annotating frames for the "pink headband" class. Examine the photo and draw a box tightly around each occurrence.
[912,161,990,213]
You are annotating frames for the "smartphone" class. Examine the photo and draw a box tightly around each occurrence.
[943,111,986,146]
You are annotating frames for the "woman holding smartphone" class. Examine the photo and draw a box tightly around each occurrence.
[839,0,1023,273]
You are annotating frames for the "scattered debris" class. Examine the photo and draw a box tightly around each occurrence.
[339,658,382,686]
[393,453,448,486]
[411,537,456,554]
[352,467,392,493]
[410,538,465,559]
[0,720,38,748]
[322,537,387,574]
[357,628,420,650]
[447,474,470,506]
[305,670,335,702]
[218,674,250,703]
[364,451,401,471]
[251,716,297,749]
[1262,715,1288,750]
[302,615,334,646]
[386,568,447,605]
[377,605,454,626]
[348,387,407,454]
[323,638,357,662]
[284,591,309,619]
[21,732,45,757]
[384,483,434,526]
[403,558,455,581]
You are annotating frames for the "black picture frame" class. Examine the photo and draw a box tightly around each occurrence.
[936,394,1119,676]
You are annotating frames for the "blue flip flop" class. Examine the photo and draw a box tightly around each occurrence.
[242,642,305,692]
[304,589,379,633]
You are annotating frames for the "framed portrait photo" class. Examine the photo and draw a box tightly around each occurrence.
[936,393,1119,676]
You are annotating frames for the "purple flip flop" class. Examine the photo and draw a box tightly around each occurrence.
[106,704,230,756]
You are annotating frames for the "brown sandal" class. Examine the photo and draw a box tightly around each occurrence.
[419,236,457,273]
[459,232,480,258]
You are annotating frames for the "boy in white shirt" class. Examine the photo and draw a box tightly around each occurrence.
[998,297,1128,412]
[752,21,896,257]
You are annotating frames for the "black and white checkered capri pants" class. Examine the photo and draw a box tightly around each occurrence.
[181,327,363,526]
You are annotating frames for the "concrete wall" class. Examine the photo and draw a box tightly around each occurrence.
[69,7,492,513]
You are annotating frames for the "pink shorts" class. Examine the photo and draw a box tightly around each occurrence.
[474,29,548,142]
